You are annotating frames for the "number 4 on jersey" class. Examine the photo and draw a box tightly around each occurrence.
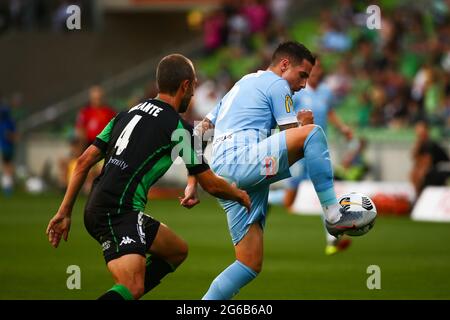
[114,115,142,155]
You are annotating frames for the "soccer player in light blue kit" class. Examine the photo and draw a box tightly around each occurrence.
[194,42,370,300]
[274,58,354,255]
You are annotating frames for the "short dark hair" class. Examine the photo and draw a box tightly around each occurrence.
[271,41,316,66]
[156,54,195,95]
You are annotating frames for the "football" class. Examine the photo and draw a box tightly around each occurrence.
[338,192,377,236]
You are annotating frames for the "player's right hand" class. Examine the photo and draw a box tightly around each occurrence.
[46,212,71,248]
[232,183,251,213]
[179,183,200,209]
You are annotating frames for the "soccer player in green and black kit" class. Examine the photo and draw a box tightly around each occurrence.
[46,54,251,300]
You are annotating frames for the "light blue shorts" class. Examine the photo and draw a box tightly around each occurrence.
[211,131,291,245]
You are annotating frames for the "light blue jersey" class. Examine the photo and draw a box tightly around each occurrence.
[292,83,335,133]
[205,70,297,244]
[206,70,297,167]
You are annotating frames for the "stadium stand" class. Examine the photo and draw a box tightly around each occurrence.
[1,0,449,197]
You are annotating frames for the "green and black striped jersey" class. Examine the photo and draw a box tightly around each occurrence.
[86,98,209,214]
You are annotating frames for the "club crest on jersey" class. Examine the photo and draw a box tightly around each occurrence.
[262,156,279,179]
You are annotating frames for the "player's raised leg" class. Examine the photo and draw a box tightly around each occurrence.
[202,223,261,300]
[285,124,370,235]
[285,124,341,219]
[99,254,146,300]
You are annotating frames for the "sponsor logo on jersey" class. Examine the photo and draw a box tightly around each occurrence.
[106,157,129,170]
[213,133,233,146]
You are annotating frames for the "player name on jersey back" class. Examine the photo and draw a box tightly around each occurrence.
[128,102,163,117]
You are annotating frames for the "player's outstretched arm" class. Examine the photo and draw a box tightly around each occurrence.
[195,169,251,212]
[328,109,353,140]
[179,175,200,209]
[46,145,103,248]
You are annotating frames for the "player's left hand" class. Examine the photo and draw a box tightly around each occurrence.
[297,109,314,126]
[179,183,200,209]
[46,212,71,248]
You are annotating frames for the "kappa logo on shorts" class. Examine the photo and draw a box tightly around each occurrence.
[119,236,136,246]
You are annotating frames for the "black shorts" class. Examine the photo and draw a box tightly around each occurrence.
[84,210,160,263]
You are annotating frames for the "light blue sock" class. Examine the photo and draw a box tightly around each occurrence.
[303,125,337,206]
[202,260,257,300]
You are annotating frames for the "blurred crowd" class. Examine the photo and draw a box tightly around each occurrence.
[202,0,289,54]
[191,0,450,136]
[191,0,450,200]
[7,0,450,133]
[185,0,291,122]
[2,0,450,197]
[323,0,450,133]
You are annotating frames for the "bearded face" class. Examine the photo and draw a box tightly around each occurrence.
[179,80,195,113]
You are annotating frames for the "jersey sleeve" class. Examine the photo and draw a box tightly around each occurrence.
[292,91,306,113]
[292,90,319,114]
[205,101,220,126]
[174,119,210,175]
[92,115,117,153]
[267,79,298,126]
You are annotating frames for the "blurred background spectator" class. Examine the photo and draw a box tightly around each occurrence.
[410,121,450,196]
[73,85,116,193]
[0,95,17,196]
[334,137,370,181]
[75,85,116,150]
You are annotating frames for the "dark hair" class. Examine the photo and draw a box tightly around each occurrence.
[156,54,195,95]
[271,41,316,66]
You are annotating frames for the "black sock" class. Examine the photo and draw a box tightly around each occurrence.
[144,255,175,294]
[98,290,125,300]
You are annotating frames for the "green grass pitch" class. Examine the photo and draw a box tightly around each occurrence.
[1,191,450,299]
